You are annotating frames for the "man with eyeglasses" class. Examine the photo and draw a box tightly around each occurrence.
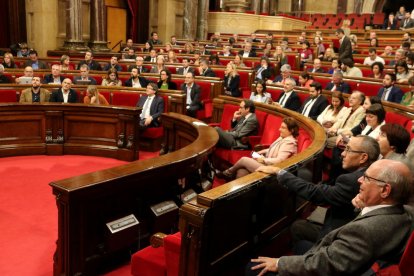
[214,99,259,149]
[249,158,413,276]
[257,135,380,255]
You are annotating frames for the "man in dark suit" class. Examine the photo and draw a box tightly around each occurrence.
[103,55,123,72]
[50,78,78,103]
[238,42,256,58]
[250,159,412,276]
[77,50,102,71]
[268,64,297,85]
[274,78,301,111]
[136,82,164,129]
[24,50,48,70]
[254,57,273,81]
[128,56,149,73]
[73,64,97,85]
[144,49,158,63]
[215,99,259,149]
[42,64,65,84]
[125,68,148,88]
[181,72,202,118]
[299,82,328,120]
[307,58,325,73]
[400,11,414,29]
[176,57,195,75]
[335,28,353,63]
[377,73,404,103]
[147,32,162,47]
[0,64,11,83]
[199,59,216,77]
[325,71,351,93]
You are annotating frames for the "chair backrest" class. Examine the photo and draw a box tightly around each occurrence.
[385,112,410,127]
[164,232,181,276]
[111,91,140,107]
[260,114,283,145]
[219,104,239,130]
[399,230,414,275]
[0,89,18,103]
[255,110,268,136]
[297,128,312,153]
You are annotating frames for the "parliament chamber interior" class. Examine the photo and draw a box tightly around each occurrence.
[1,0,414,275]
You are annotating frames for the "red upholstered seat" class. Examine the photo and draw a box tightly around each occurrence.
[0,89,18,102]
[112,91,141,106]
[131,232,181,276]
[297,129,312,153]
[141,127,164,138]
[385,112,409,127]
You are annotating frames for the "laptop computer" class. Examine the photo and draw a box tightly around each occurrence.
[19,77,33,84]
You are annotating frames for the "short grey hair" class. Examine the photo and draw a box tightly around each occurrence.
[355,135,380,164]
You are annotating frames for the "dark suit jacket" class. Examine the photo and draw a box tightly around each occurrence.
[254,66,273,81]
[338,36,353,62]
[125,77,148,88]
[278,205,413,275]
[50,88,78,103]
[127,65,149,73]
[325,81,352,93]
[223,75,240,97]
[144,56,156,62]
[401,18,414,29]
[181,83,202,112]
[157,80,177,90]
[299,95,329,120]
[137,95,164,127]
[103,64,123,72]
[201,68,216,77]
[238,50,256,57]
[176,66,195,75]
[383,18,398,29]
[42,74,65,84]
[24,60,48,69]
[272,75,297,85]
[77,60,102,71]
[279,168,365,237]
[277,91,301,111]
[308,67,325,74]
[0,75,10,84]
[73,76,97,85]
[377,86,404,103]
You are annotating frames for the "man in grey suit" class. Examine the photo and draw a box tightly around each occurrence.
[215,99,259,149]
[249,159,413,275]
[336,28,353,63]
[257,135,380,254]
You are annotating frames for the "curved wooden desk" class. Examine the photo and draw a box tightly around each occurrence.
[49,112,218,276]
[0,103,140,161]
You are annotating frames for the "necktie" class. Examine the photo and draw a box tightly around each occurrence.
[151,58,155,63]
[256,67,265,79]
[302,99,314,116]
[141,97,151,119]
[279,93,287,106]
[381,88,390,101]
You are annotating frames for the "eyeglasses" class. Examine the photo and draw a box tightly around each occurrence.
[343,146,366,154]
[362,173,387,186]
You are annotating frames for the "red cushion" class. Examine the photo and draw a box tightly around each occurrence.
[385,112,409,127]
[131,246,166,276]
[255,110,268,136]
[164,232,181,276]
[297,129,312,153]
[141,127,164,138]
[0,90,18,102]
[260,115,283,145]
[112,91,140,107]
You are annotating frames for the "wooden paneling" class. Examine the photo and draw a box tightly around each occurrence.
[107,7,127,52]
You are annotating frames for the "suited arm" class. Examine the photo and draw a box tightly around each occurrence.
[310,99,329,120]
[229,75,240,97]
[151,97,164,121]
[190,87,202,109]
[49,92,58,102]
[278,171,359,207]
[278,223,376,275]
[231,117,258,138]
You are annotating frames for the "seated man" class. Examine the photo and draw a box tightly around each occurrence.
[273,78,301,112]
[377,73,403,103]
[147,31,162,47]
[341,58,363,78]
[299,82,329,120]
[50,78,78,103]
[144,49,158,63]
[0,64,10,83]
[199,59,216,77]
[15,66,34,84]
[389,49,406,66]
[181,72,202,118]
[214,99,259,149]
[77,50,102,71]
[24,50,48,70]
[125,67,148,88]
[325,71,351,93]
[122,48,136,60]
[128,56,148,73]
[73,64,97,85]
[122,38,134,52]
[136,82,164,129]
[42,64,65,84]
[103,55,122,72]
[307,58,325,73]
[267,64,297,85]
[238,42,256,58]
[177,57,195,75]
[363,48,385,66]
[250,159,413,276]
[19,76,50,103]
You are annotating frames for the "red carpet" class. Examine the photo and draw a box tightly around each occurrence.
[0,154,157,276]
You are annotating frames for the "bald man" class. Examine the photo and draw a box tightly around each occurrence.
[249,159,413,275]
[50,78,78,103]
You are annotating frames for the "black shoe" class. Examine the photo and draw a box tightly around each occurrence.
[216,169,235,181]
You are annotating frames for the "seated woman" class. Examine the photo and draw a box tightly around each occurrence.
[101,68,122,86]
[317,91,347,133]
[298,72,313,88]
[233,54,246,68]
[273,46,288,67]
[321,47,336,62]
[2,52,17,69]
[217,117,299,180]
[377,123,411,160]
[223,63,240,97]
[209,54,221,65]
[401,75,414,107]
[314,36,325,59]
[327,59,341,74]
[299,41,313,68]
[395,60,413,84]
[60,54,75,71]
[183,42,194,54]
[368,61,385,79]
[250,80,271,104]
[157,69,177,90]
[83,85,109,105]
[165,50,179,63]
[150,55,167,74]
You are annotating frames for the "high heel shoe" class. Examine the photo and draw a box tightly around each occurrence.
[216,169,235,181]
